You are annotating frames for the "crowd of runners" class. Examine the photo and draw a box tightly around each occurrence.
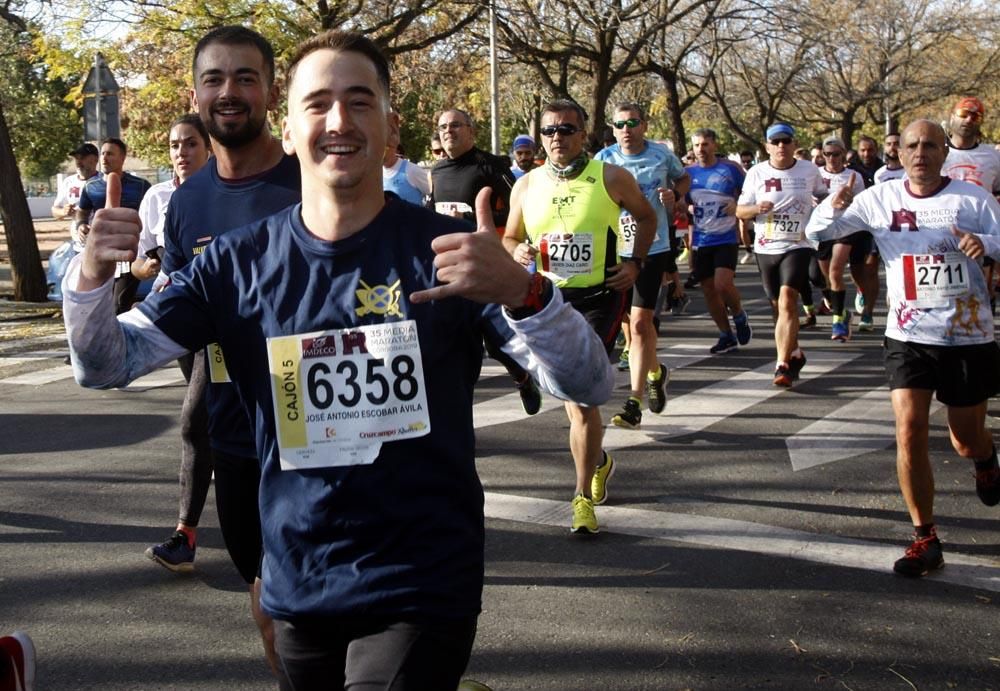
[4,23,1000,691]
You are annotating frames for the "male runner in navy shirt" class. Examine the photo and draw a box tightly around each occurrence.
[64,30,612,687]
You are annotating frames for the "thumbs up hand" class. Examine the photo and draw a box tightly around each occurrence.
[410,187,535,308]
[77,173,141,291]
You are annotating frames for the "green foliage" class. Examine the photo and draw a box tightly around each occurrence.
[1,25,81,178]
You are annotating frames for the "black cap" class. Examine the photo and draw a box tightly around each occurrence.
[69,143,99,157]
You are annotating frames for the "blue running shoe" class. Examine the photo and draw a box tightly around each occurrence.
[733,312,752,345]
[617,349,630,371]
[831,314,851,342]
[146,530,195,573]
[709,332,738,354]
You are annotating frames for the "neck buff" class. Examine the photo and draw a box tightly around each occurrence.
[546,152,589,180]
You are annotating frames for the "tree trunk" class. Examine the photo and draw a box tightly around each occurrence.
[839,108,858,150]
[660,68,687,156]
[0,100,46,302]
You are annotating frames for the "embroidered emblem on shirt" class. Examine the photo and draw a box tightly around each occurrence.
[355,279,402,317]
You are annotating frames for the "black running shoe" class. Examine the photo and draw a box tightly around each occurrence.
[893,534,944,577]
[645,364,669,413]
[517,376,542,415]
[612,398,642,429]
[788,352,807,380]
[773,364,793,387]
[975,465,1000,506]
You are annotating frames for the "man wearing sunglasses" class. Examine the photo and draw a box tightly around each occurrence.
[504,99,656,535]
[429,133,447,161]
[595,103,690,430]
[737,123,828,387]
[817,137,870,338]
[943,97,1000,311]
[943,97,1000,193]
[806,119,1000,578]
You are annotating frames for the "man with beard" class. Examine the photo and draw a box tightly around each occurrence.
[76,138,152,313]
[850,135,883,188]
[874,132,905,184]
[943,97,1000,310]
[509,134,536,179]
[150,25,300,680]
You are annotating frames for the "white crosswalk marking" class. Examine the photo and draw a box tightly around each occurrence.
[787,387,944,470]
[0,331,186,389]
[605,349,859,448]
[476,349,866,455]
[473,344,717,430]
[1,365,74,386]
[484,492,1000,593]
[0,334,66,355]
[121,366,186,391]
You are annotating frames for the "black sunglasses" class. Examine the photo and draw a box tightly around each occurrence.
[540,124,581,137]
[612,118,641,129]
[769,137,793,145]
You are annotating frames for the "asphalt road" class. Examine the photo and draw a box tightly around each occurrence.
[1,264,998,690]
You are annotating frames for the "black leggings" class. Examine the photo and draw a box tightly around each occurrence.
[274,615,477,690]
[176,350,214,528]
[113,273,140,314]
[212,449,263,584]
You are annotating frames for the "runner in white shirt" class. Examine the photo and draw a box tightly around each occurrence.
[736,123,827,387]
[817,137,869,338]
[52,143,101,248]
[943,97,1000,194]
[806,119,1000,578]
[132,115,212,292]
[943,96,1000,310]
[873,132,905,184]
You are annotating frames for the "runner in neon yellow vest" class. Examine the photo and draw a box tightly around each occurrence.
[503,99,656,534]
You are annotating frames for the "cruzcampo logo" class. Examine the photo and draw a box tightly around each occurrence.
[355,279,402,317]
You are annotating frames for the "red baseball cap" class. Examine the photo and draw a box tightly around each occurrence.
[953,97,985,116]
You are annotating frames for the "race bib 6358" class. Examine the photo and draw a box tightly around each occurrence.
[266,320,430,471]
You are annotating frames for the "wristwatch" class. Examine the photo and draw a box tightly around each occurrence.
[627,256,646,270]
